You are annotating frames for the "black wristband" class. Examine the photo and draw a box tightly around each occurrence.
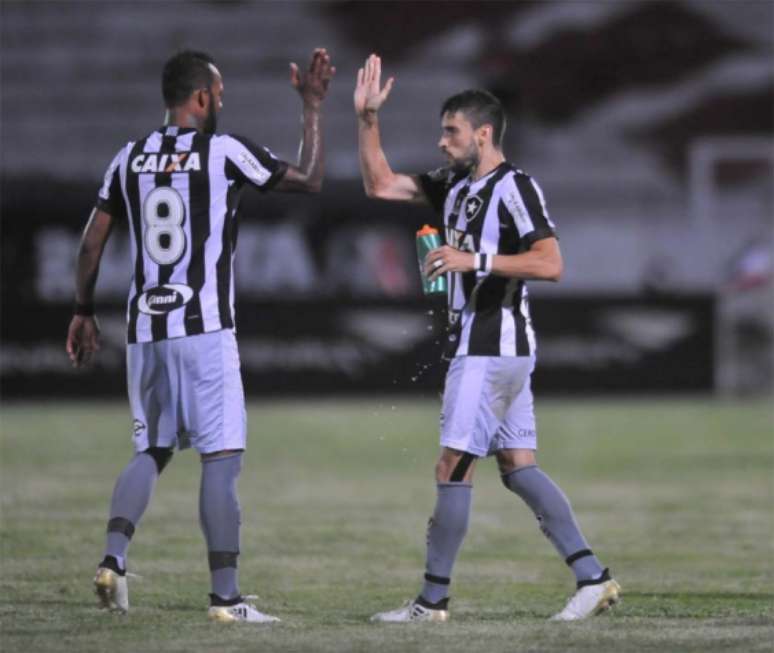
[478,254,488,272]
[74,302,95,317]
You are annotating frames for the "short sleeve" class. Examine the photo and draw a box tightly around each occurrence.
[95,148,126,219]
[224,134,288,191]
[502,173,557,245]
[418,166,455,213]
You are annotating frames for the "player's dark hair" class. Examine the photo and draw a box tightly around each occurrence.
[162,50,217,108]
[441,89,506,147]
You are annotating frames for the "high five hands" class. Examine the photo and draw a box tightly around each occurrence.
[354,54,395,118]
[290,48,336,107]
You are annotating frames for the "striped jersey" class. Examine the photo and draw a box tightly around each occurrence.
[96,125,287,343]
[418,162,557,358]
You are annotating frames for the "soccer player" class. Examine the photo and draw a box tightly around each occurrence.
[355,54,620,622]
[66,49,335,623]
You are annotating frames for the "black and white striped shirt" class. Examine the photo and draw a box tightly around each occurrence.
[419,162,557,359]
[96,126,286,343]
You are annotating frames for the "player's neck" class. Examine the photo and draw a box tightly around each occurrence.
[471,151,505,181]
[163,109,203,132]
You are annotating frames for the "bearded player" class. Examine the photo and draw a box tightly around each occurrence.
[355,54,620,623]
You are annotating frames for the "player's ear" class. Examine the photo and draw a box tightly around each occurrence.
[476,124,491,147]
[195,88,208,111]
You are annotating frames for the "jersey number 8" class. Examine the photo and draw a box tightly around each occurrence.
[142,186,186,265]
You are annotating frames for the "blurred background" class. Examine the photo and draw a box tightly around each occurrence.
[1,0,772,399]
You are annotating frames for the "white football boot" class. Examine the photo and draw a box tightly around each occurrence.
[94,566,129,613]
[208,596,280,624]
[370,598,449,623]
[550,569,621,621]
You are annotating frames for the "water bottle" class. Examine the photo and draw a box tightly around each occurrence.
[416,225,447,295]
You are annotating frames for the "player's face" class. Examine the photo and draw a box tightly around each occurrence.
[203,68,224,135]
[438,111,479,173]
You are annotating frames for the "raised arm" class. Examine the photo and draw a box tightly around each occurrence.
[354,54,426,202]
[275,48,335,193]
[66,208,115,367]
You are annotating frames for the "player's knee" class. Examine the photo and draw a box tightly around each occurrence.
[201,449,244,462]
[496,449,536,476]
[436,451,477,483]
[144,447,173,474]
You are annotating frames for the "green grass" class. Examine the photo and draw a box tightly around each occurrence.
[1,397,772,652]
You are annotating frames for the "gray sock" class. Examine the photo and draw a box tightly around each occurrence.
[420,482,472,604]
[104,452,159,569]
[502,465,603,582]
[200,453,243,600]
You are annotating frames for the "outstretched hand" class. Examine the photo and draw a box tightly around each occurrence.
[354,54,394,118]
[290,48,335,107]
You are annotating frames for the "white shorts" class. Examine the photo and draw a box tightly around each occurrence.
[440,355,537,457]
[127,329,247,455]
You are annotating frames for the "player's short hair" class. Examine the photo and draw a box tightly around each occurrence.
[162,50,217,108]
[441,89,506,147]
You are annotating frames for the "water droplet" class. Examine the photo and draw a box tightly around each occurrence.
[411,376,418,382]
[426,309,434,315]
[426,325,433,331]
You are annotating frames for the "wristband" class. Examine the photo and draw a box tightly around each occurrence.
[476,253,493,274]
[473,253,481,271]
[74,302,95,316]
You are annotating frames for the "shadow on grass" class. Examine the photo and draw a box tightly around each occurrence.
[609,591,774,619]
[0,598,96,609]
[626,591,774,601]
[0,597,204,614]
[460,591,774,622]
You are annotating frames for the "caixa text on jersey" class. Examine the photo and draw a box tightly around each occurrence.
[130,152,202,174]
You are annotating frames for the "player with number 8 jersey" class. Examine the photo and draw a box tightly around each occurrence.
[98,125,287,343]
[66,49,335,623]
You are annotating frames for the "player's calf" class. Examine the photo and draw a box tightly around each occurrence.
[95,447,173,611]
[501,465,606,583]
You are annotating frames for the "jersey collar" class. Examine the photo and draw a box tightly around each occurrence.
[159,125,200,137]
[467,161,508,190]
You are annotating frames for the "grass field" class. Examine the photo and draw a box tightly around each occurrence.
[1,397,772,652]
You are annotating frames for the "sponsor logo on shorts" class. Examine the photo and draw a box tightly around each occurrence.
[137,284,194,315]
[133,419,146,437]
